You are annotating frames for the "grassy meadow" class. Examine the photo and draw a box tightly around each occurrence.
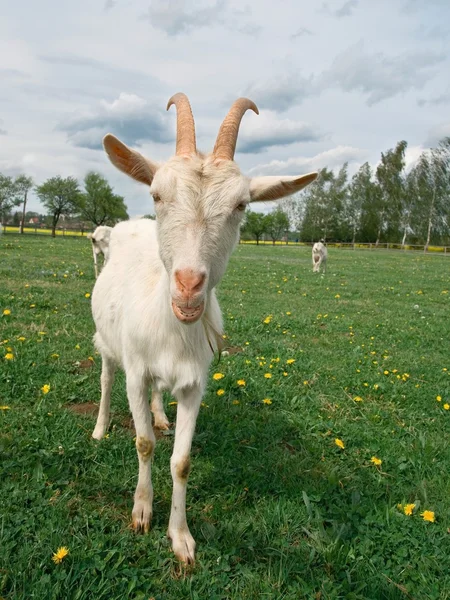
[1,234,449,600]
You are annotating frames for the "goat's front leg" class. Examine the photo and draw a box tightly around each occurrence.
[127,370,156,533]
[92,355,115,440]
[168,385,202,564]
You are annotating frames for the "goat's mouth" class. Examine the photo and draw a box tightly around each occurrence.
[171,301,205,323]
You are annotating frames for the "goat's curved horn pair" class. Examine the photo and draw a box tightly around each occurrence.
[167,93,259,161]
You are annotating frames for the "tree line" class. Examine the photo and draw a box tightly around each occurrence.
[242,137,450,247]
[0,172,128,236]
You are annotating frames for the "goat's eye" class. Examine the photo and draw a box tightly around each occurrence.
[152,193,161,203]
[235,202,247,212]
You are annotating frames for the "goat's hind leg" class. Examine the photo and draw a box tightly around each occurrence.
[127,368,156,533]
[92,354,116,440]
[151,388,170,430]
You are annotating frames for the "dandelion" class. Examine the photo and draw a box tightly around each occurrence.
[18,337,26,342]
[263,316,272,324]
[237,379,246,386]
[213,373,224,380]
[335,438,345,449]
[262,398,272,405]
[444,404,449,410]
[232,400,240,405]
[421,510,435,523]
[216,389,225,396]
[286,359,295,365]
[85,293,91,299]
[303,380,308,385]
[52,547,69,564]
[373,384,379,390]
[286,311,291,315]
[436,395,442,402]
[370,456,382,466]
[75,344,80,350]
[404,503,415,516]
[264,373,272,379]
[51,353,59,359]
[0,406,11,410]
[41,384,51,394]
[38,331,46,336]
[2,309,11,316]
[30,304,36,308]
[168,401,177,406]
[283,372,288,376]
[383,370,389,375]
[354,396,363,402]
[4,353,14,360]
[335,294,340,299]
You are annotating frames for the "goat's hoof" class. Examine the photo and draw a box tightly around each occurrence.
[92,426,106,440]
[154,415,170,430]
[132,501,152,534]
[168,528,196,564]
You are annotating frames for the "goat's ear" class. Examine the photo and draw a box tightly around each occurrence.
[103,134,157,186]
[249,172,318,202]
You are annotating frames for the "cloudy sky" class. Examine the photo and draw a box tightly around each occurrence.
[1,0,449,216]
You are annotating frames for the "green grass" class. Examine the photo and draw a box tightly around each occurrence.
[1,235,449,600]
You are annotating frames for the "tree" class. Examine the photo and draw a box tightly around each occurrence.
[375,140,407,245]
[300,168,333,241]
[35,176,80,237]
[347,162,378,244]
[77,172,128,226]
[0,174,22,225]
[15,175,34,234]
[265,207,290,245]
[241,210,268,245]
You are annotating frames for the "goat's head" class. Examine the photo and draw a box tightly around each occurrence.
[103,93,317,324]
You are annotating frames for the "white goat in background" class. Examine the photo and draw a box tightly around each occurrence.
[87,225,112,278]
[91,93,317,563]
[312,240,327,273]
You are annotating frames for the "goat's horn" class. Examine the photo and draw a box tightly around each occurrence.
[213,98,259,161]
[166,92,196,157]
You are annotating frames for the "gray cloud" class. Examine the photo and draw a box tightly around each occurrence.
[319,41,446,105]
[290,27,314,39]
[417,91,450,107]
[237,111,323,154]
[244,72,314,112]
[143,0,226,36]
[321,0,358,18]
[104,0,115,10]
[426,122,450,147]
[58,93,174,149]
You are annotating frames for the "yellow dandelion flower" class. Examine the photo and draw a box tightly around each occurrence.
[17,336,26,342]
[383,370,389,375]
[2,309,11,316]
[201,402,209,407]
[335,438,345,449]
[85,293,91,298]
[354,396,363,402]
[52,546,69,564]
[370,456,382,466]
[404,503,415,516]
[373,384,379,390]
[303,380,308,385]
[4,353,14,360]
[213,373,224,380]
[216,389,225,396]
[0,405,11,410]
[38,331,46,336]
[168,401,177,406]
[264,373,272,379]
[30,304,36,308]
[286,311,291,315]
[421,510,435,522]
[41,384,51,394]
[262,398,272,405]
[444,403,449,410]
[75,344,80,349]
[283,372,288,376]
[263,316,272,324]
[436,395,442,402]
[286,359,295,364]
[232,400,240,405]
[335,294,340,299]
[237,379,246,386]
[51,353,59,359]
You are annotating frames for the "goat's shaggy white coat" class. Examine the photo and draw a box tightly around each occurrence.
[87,225,112,278]
[90,95,318,564]
[312,241,327,273]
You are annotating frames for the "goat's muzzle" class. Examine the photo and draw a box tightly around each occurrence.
[171,300,205,323]
[172,268,206,323]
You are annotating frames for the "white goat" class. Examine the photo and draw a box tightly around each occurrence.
[87,225,112,278]
[91,93,317,563]
[312,240,327,273]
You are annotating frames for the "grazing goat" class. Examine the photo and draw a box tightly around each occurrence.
[87,225,112,278]
[91,93,318,563]
[312,240,327,273]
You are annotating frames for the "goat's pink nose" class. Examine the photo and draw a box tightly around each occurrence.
[175,269,206,297]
